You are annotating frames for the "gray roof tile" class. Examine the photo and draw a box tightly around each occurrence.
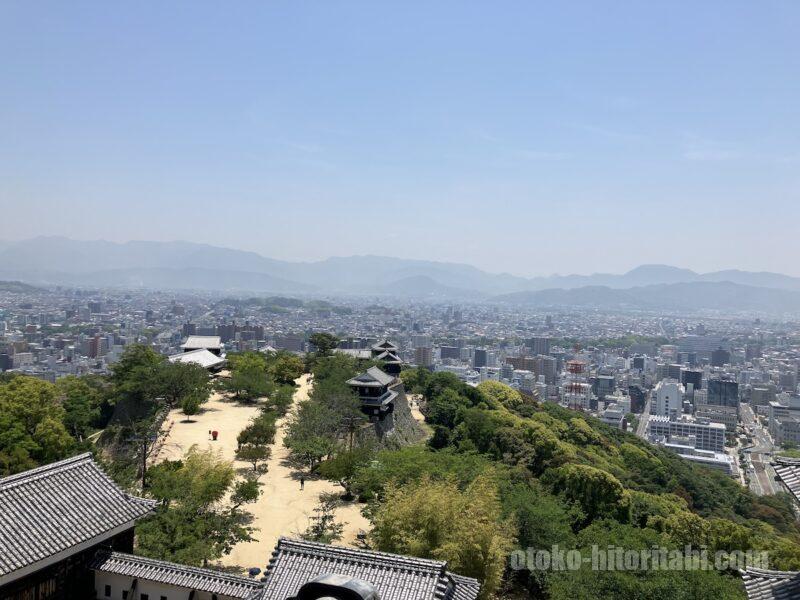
[346,367,395,388]
[90,550,263,599]
[741,567,800,600]
[255,537,479,600]
[774,464,800,504]
[0,453,155,581]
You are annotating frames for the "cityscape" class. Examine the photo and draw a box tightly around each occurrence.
[3,2,800,600]
[4,277,800,496]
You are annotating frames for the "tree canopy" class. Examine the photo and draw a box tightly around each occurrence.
[137,446,256,566]
[0,376,76,475]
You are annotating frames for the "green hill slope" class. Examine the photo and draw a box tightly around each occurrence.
[349,370,800,599]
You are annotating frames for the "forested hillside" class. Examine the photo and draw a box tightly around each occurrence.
[323,368,800,599]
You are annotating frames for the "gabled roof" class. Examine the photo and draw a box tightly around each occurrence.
[371,340,398,352]
[181,335,222,349]
[741,567,800,600]
[255,537,479,600]
[346,366,395,388]
[361,389,399,408]
[90,551,263,599]
[0,453,155,584]
[375,350,403,364]
[169,348,226,369]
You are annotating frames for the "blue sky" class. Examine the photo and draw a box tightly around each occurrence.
[1,1,799,276]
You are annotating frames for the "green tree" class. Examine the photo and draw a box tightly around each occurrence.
[269,352,305,385]
[236,443,271,473]
[399,367,430,394]
[284,400,341,470]
[309,332,340,356]
[56,375,102,440]
[231,476,261,509]
[318,445,375,499]
[137,446,255,566]
[180,393,203,421]
[0,376,75,475]
[302,492,345,543]
[110,344,164,404]
[544,463,630,525]
[477,380,525,410]
[221,352,273,401]
[155,361,211,408]
[238,412,278,447]
[267,384,296,416]
[546,520,746,600]
[370,474,516,600]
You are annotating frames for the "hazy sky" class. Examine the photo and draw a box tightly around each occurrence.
[2,2,799,277]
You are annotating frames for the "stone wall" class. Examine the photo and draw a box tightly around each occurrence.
[357,381,427,448]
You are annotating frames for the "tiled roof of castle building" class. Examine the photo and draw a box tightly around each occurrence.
[169,348,226,369]
[181,335,222,350]
[773,460,800,504]
[90,551,263,599]
[371,340,399,352]
[346,366,395,388]
[254,537,480,600]
[374,350,403,363]
[0,453,155,583]
[741,567,800,600]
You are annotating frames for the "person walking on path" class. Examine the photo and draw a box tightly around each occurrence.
[300,476,305,490]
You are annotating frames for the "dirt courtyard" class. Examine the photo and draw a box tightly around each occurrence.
[153,374,370,571]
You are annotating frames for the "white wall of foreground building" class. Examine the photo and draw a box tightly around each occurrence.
[94,572,245,600]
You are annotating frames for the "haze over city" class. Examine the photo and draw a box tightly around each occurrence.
[4,4,800,600]
[3,2,800,276]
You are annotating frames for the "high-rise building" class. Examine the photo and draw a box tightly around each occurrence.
[653,379,684,419]
[628,385,646,413]
[415,346,434,368]
[711,348,732,367]
[592,375,615,400]
[217,323,237,343]
[440,346,460,360]
[751,385,777,407]
[529,337,551,356]
[667,364,683,380]
[681,369,703,391]
[707,378,739,408]
[412,334,432,348]
[473,348,487,369]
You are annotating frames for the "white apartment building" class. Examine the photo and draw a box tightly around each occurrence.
[653,378,685,419]
[647,414,726,453]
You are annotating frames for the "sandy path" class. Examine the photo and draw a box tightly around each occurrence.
[220,374,370,570]
[152,390,262,463]
[408,393,433,438]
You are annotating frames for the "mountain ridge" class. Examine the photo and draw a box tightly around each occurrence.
[1,238,799,310]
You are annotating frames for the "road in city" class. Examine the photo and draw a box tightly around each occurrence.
[636,396,651,439]
[741,403,782,496]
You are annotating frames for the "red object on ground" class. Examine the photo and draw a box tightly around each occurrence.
[211,430,219,441]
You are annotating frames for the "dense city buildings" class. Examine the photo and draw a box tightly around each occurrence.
[3,282,800,492]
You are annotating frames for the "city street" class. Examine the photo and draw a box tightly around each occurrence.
[636,396,651,439]
[741,404,782,496]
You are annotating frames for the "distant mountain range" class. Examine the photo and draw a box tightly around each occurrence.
[1,236,799,312]
[495,282,800,313]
